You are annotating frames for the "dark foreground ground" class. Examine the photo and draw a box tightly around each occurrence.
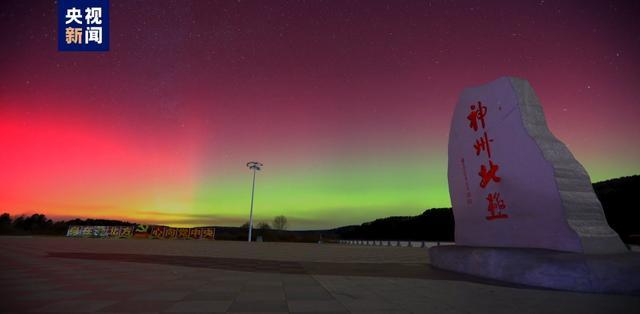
[0,236,638,313]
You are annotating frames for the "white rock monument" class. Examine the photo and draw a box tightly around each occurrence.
[447,76,626,254]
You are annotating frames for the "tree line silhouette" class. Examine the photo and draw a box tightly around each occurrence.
[0,213,134,236]
[1,175,638,244]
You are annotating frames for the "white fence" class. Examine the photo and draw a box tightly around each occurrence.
[337,239,454,248]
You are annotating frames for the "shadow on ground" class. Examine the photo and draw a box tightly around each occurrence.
[47,251,532,289]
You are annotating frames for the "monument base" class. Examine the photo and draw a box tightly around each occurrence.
[429,245,640,295]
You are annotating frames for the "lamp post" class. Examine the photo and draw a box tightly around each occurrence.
[246,161,263,242]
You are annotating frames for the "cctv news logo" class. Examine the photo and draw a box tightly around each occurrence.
[58,0,109,51]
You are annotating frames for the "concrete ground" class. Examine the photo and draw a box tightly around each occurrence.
[0,236,638,313]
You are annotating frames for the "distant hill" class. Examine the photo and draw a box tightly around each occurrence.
[593,175,640,244]
[333,175,640,244]
[330,208,454,241]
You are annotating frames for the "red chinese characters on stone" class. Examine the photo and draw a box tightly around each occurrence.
[467,101,487,131]
[478,159,501,188]
[466,100,509,220]
[474,131,493,158]
[486,192,508,220]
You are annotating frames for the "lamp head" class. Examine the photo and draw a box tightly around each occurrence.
[246,161,263,171]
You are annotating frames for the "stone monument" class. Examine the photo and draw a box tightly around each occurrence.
[430,76,639,295]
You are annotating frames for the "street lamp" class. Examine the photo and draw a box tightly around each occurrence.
[246,161,263,242]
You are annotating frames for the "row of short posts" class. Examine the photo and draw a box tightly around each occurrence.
[337,240,450,248]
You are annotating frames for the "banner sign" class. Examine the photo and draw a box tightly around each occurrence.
[66,225,133,238]
[149,226,215,240]
[66,225,215,240]
[133,224,151,238]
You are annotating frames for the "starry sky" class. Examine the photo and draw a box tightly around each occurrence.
[1,0,639,229]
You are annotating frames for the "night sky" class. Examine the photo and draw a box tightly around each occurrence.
[1,0,639,229]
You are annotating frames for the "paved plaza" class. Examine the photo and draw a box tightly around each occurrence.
[0,236,638,313]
